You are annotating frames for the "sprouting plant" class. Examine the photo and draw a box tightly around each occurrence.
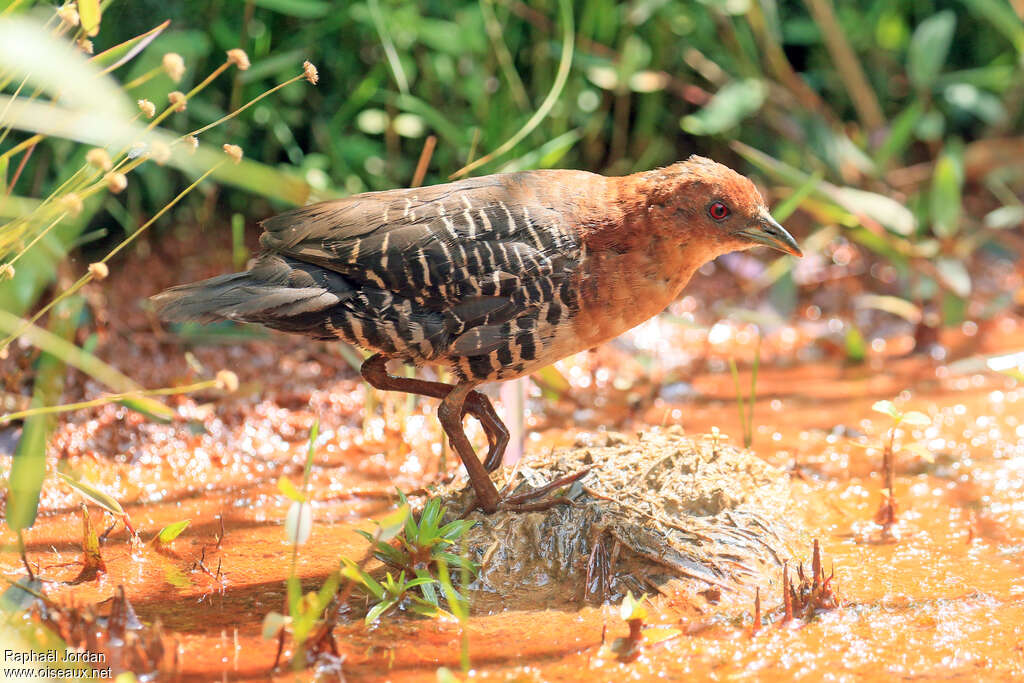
[339,492,477,628]
[264,419,336,669]
[339,562,438,624]
[602,591,680,662]
[870,400,932,536]
[728,332,760,449]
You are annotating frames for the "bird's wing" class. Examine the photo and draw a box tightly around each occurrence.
[258,174,585,370]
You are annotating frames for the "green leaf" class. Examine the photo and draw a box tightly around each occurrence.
[261,611,288,639]
[377,503,410,542]
[341,558,384,599]
[844,326,867,363]
[681,79,767,136]
[0,577,43,613]
[908,11,956,91]
[935,258,971,298]
[365,598,398,624]
[620,590,648,622]
[931,152,963,238]
[303,419,318,485]
[277,476,306,503]
[855,295,922,324]
[900,411,931,427]
[156,519,190,544]
[983,205,1024,230]
[872,400,901,419]
[58,472,125,516]
[78,0,101,37]
[91,20,170,73]
[115,396,175,424]
[251,0,330,19]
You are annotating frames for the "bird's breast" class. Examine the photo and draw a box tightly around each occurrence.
[570,238,708,350]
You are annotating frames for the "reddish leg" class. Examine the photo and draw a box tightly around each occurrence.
[360,354,509,471]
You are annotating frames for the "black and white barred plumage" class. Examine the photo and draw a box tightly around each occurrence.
[153,172,586,381]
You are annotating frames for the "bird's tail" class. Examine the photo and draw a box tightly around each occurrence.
[151,254,349,328]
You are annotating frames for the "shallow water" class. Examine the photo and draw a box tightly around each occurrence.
[2,241,1024,680]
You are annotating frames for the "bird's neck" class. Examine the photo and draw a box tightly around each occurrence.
[565,173,722,349]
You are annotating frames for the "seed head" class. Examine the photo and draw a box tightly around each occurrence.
[168,91,187,112]
[88,262,109,280]
[222,144,243,164]
[162,53,186,83]
[216,370,239,392]
[59,192,83,217]
[226,49,250,71]
[85,148,112,171]
[78,38,94,55]
[0,263,14,281]
[303,60,319,85]
[57,5,79,27]
[186,136,199,153]
[105,172,127,194]
[150,141,171,165]
[137,99,156,119]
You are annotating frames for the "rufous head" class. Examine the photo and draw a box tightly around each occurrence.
[643,155,802,258]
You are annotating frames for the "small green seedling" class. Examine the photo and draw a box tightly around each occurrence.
[729,333,761,449]
[606,591,680,662]
[870,400,933,535]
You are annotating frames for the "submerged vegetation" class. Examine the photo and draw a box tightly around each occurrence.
[0,0,1022,679]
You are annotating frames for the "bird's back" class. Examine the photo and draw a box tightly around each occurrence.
[154,170,601,380]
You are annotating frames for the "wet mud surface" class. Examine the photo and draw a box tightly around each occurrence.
[2,234,1024,680]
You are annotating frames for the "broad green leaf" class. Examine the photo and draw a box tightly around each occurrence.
[931,152,963,238]
[908,11,956,91]
[532,365,570,401]
[832,187,917,236]
[277,476,306,503]
[872,400,901,419]
[59,472,125,515]
[156,519,190,544]
[681,79,767,136]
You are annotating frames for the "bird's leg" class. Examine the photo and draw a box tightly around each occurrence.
[362,355,584,515]
[437,381,502,513]
[359,354,509,472]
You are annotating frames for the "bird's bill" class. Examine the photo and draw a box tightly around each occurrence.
[737,215,803,257]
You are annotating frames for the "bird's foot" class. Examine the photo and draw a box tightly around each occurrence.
[463,468,591,515]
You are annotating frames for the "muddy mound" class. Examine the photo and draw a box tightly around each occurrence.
[444,428,804,611]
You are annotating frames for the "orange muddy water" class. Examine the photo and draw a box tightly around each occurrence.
[3,238,1024,681]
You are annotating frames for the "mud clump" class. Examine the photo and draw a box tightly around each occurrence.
[443,428,804,612]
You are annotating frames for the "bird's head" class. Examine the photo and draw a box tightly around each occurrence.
[642,155,802,258]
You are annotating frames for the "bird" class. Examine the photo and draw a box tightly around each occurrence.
[152,155,801,514]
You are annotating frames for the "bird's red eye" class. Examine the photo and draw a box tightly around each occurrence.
[709,201,730,220]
